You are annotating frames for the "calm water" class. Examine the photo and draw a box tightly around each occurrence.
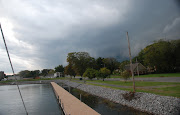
[0,84,62,115]
[0,83,149,115]
[63,86,149,115]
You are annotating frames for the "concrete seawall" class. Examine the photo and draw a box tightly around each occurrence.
[51,82,100,115]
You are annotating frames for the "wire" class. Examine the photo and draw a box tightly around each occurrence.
[0,23,28,115]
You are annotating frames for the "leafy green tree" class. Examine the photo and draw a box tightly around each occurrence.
[119,60,129,73]
[41,69,51,76]
[67,52,93,77]
[48,69,55,75]
[121,70,131,82]
[95,57,105,70]
[103,58,119,74]
[55,65,64,72]
[99,67,111,81]
[134,39,180,73]
[18,70,30,78]
[18,70,40,78]
[64,64,76,78]
[95,71,102,80]
[143,40,174,72]
[83,68,97,80]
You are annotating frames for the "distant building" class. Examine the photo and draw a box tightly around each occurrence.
[7,75,22,80]
[54,72,63,77]
[124,63,147,75]
[45,74,56,78]
[0,71,5,81]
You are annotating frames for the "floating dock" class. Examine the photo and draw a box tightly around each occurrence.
[51,82,100,115]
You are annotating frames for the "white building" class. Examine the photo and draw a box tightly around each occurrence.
[54,72,63,77]
[7,75,22,80]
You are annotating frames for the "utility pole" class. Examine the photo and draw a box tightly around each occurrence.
[126,32,136,92]
[136,58,139,76]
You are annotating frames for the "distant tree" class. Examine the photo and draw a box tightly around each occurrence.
[34,70,40,77]
[121,70,131,82]
[83,68,97,80]
[99,68,111,81]
[55,65,64,72]
[67,52,93,77]
[119,60,129,73]
[133,39,180,73]
[41,69,51,76]
[48,69,55,75]
[64,64,76,78]
[95,57,105,70]
[18,70,30,78]
[103,58,119,74]
[95,71,102,80]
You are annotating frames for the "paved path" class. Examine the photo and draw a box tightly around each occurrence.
[51,82,100,115]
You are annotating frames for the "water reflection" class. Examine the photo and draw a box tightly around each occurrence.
[63,85,150,115]
[0,84,62,115]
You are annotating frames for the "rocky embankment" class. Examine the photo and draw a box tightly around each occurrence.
[59,80,180,115]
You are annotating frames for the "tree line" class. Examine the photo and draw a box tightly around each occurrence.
[18,39,180,79]
[18,52,119,80]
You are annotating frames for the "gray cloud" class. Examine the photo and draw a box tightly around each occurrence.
[0,0,180,74]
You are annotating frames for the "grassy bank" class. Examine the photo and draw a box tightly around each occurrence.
[85,80,180,98]
[111,73,180,78]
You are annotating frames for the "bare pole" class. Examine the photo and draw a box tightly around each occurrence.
[126,32,135,92]
[136,58,139,76]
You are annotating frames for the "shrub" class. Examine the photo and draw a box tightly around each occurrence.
[83,68,97,80]
[99,68,111,81]
[121,70,131,82]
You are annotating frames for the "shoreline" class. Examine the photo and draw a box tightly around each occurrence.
[59,80,180,115]
[1,79,180,115]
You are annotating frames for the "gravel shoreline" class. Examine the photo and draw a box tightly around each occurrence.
[59,80,180,115]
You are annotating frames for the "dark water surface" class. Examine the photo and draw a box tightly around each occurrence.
[63,86,149,115]
[0,84,62,115]
[0,83,149,115]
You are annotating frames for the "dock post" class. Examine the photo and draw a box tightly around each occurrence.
[80,94,82,102]
[69,86,70,93]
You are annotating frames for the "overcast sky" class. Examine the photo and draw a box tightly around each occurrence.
[0,0,180,74]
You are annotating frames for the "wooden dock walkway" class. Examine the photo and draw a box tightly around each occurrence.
[51,82,100,115]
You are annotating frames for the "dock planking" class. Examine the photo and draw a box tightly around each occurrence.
[51,82,100,115]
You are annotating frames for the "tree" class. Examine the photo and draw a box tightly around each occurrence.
[67,52,93,77]
[95,57,105,70]
[64,64,76,78]
[18,70,30,78]
[119,60,129,73]
[55,65,64,72]
[41,69,51,76]
[103,58,119,74]
[83,68,97,80]
[143,40,174,73]
[48,69,55,75]
[134,39,180,73]
[121,70,131,82]
[99,67,111,81]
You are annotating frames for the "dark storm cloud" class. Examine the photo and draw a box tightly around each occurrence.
[0,0,180,74]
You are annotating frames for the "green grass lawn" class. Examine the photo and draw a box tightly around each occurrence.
[87,80,180,86]
[111,73,180,78]
[85,80,180,98]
